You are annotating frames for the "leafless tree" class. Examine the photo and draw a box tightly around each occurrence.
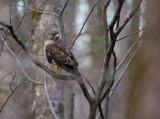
[0,0,144,119]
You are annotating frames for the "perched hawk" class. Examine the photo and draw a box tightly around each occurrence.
[44,31,78,76]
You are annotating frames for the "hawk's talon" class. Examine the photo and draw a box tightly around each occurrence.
[56,72,59,76]
[51,65,61,77]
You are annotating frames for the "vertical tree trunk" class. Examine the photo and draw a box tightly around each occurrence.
[88,104,97,119]
[126,0,140,118]
[126,0,160,119]
[31,0,64,119]
[64,83,75,119]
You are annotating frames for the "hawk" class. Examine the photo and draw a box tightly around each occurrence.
[44,31,78,76]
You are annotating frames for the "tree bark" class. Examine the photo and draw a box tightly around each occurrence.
[31,0,64,119]
[88,104,97,119]
[126,0,140,118]
[126,0,160,119]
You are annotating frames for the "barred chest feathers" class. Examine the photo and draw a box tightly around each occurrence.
[44,40,54,54]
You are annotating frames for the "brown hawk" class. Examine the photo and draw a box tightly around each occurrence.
[44,31,78,76]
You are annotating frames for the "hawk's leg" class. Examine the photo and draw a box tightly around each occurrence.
[51,65,61,76]
[59,68,62,76]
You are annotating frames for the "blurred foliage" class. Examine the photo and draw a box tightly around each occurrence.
[84,27,105,55]
[0,87,9,93]
[21,77,27,81]
[30,7,42,20]
[84,27,99,34]
[64,11,70,17]
[90,35,104,43]
[89,46,104,55]
[19,35,28,42]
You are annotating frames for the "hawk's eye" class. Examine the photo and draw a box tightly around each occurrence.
[51,32,60,40]
[55,34,59,38]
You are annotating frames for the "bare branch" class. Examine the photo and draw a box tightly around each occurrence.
[109,0,125,30]
[0,81,24,113]
[103,0,111,50]
[15,0,32,31]
[2,37,43,85]
[112,51,117,77]
[115,0,143,36]
[0,21,93,104]
[0,5,12,56]
[95,0,120,108]
[9,73,16,92]
[116,38,141,72]
[80,73,104,119]
[0,68,16,81]
[69,69,93,103]
[10,0,58,25]
[117,27,144,41]
[109,40,142,98]
[44,76,58,119]
[0,21,74,81]
[60,0,70,16]
[70,0,101,49]
[99,51,116,103]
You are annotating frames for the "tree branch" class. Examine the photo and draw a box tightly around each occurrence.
[103,0,111,50]
[117,28,144,41]
[116,38,141,72]
[0,21,93,105]
[2,38,43,85]
[115,0,143,36]
[15,0,32,31]
[44,76,58,119]
[0,81,24,113]
[109,0,125,30]
[70,0,101,49]
[63,68,93,103]
[60,0,70,16]
[109,39,142,98]
[0,21,74,81]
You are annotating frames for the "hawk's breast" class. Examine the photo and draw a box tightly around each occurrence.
[44,40,78,69]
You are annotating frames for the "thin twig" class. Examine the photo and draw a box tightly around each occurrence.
[10,1,58,21]
[116,38,141,72]
[60,0,69,16]
[112,51,117,78]
[117,28,144,41]
[109,40,142,98]
[15,0,32,31]
[44,74,58,119]
[9,73,16,92]
[115,0,143,36]
[0,5,12,55]
[0,81,24,113]
[70,0,101,49]
[0,68,16,81]
[2,37,43,85]
[99,51,117,103]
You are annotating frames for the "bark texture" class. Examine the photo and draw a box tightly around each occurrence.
[31,0,64,119]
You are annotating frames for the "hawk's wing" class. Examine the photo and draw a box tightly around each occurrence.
[45,41,78,69]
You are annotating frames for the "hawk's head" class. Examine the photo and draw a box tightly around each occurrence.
[51,31,60,41]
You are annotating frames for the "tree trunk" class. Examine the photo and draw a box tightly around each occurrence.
[126,0,140,118]
[88,104,97,119]
[126,0,160,119]
[64,82,74,119]
[31,0,64,119]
